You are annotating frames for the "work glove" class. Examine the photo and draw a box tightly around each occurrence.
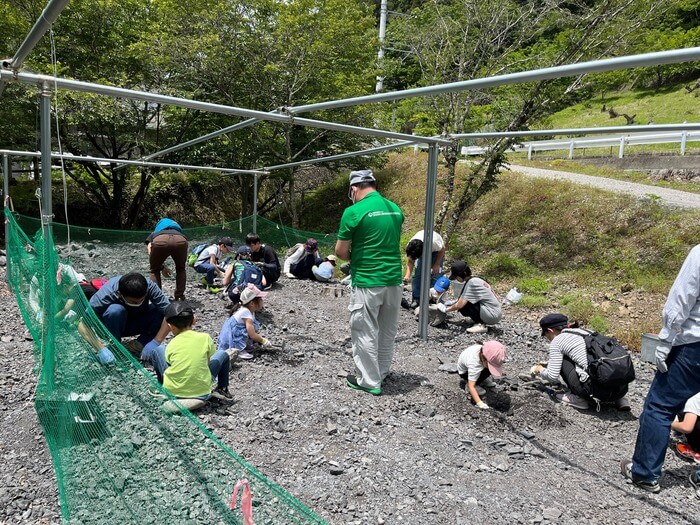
[63,310,79,324]
[476,401,489,410]
[655,341,673,373]
[141,339,166,361]
[530,365,540,377]
[436,303,447,313]
[260,337,272,348]
[97,347,116,366]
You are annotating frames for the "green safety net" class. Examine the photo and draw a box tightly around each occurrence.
[13,213,338,252]
[5,209,327,524]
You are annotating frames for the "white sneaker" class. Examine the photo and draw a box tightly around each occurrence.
[285,272,296,279]
[238,350,254,360]
[615,396,631,412]
[466,323,488,334]
[556,392,590,410]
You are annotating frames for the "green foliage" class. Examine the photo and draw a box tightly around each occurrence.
[562,296,596,324]
[588,314,609,334]
[517,278,550,295]
[481,254,534,280]
[519,295,550,308]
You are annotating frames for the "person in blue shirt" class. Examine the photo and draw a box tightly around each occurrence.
[145,217,188,300]
[89,272,170,380]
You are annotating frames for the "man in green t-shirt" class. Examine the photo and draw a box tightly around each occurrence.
[335,169,404,395]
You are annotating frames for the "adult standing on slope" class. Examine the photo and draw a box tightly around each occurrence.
[622,244,700,494]
[335,169,404,395]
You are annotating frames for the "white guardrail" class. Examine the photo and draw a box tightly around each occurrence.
[460,131,700,159]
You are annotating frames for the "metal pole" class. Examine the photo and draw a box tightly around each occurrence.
[252,173,258,234]
[0,0,70,97]
[290,47,700,114]
[681,131,687,156]
[2,154,9,277]
[451,123,700,139]
[0,70,448,146]
[376,0,388,93]
[39,80,55,391]
[527,144,533,160]
[618,137,625,159]
[419,144,439,340]
[568,141,575,159]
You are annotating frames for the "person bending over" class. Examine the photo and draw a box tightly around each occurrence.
[443,261,502,334]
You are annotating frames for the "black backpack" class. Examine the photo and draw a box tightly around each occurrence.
[225,260,264,302]
[564,329,635,393]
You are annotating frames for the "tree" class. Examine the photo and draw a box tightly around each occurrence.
[384,0,673,244]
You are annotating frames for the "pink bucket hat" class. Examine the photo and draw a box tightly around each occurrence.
[240,283,268,305]
[482,340,506,377]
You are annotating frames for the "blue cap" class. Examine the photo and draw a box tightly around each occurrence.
[434,276,451,293]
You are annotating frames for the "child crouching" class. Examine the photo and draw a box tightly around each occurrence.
[457,340,506,409]
[163,302,232,401]
[218,284,272,360]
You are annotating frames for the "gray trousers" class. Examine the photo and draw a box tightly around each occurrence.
[348,286,402,389]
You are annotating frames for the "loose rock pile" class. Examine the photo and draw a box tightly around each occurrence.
[1,243,699,524]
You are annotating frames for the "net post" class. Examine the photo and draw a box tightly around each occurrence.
[40,80,56,391]
[253,173,258,233]
[419,143,439,341]
[3,153,9,279]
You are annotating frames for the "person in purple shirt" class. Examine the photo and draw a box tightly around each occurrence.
[89,272,170,380]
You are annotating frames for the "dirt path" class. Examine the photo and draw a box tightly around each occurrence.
[508,164,700,209]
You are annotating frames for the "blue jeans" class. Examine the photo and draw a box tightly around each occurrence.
[142,344,168,384]
[412,252,442,303]
[194,262,217,285]
[99,303,163,346]
[632,340,700,482]
[209,349,230,390]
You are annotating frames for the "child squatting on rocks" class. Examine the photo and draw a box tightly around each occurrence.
[217,284,272,360]
[162,301,233,401]
[673,392,700,463]
[457,340,506,409]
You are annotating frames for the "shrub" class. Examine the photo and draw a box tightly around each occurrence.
[481,254,534,280]
[588,314,609,334]
[519,295,550,308]
[517,277,550,295]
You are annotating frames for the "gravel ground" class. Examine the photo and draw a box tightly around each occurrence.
[1,242,700,524]
[507,164,700,209]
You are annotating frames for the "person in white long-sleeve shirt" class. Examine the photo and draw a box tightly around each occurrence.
[532,313,630,411]
[622,244,700,495]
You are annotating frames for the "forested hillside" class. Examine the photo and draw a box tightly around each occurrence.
[0,0,697,230]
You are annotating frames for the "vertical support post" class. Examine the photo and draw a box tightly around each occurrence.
[618,137,626,158]
[252,173,258,233]
[375,0,388,93]
[3,154,9,250]
[527,144,533,161]
[419,143,439,340]
[680,131,687,156]
[568,141,575,159]
[40,80,55,391]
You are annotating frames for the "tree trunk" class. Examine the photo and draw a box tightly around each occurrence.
[435,140,459,232]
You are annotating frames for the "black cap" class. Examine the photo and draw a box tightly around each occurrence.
[165,301,195,321]
[448,261,470,280]
[539,313,568,335]
[218,236,234,248]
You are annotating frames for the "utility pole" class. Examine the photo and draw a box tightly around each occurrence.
[376,0,388,93]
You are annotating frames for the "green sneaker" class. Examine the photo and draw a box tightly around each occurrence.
[207,286,222,294]
[346,374,381,396]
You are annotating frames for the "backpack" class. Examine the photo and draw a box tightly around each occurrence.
[79,278,108,300]
[187,244,208,267]
[225,261,264,302]
[564,329,635,397]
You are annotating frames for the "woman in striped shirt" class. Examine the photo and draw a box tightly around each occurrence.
[531,313,630,411]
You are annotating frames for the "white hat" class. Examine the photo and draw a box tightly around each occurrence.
[240,283,268,305]
[326,255,337,263]
[349,169,376,186]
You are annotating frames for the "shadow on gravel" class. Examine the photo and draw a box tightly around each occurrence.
[489,409,697,523]
[381,372,428,396]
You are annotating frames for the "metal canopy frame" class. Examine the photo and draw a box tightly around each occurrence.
[1,1,699,341]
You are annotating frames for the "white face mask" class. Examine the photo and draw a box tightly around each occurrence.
[348,186,356,203]
[122,297,145,308]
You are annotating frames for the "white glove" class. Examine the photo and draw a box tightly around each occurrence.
[436,303,447,313]
[655,341,672,373]
[476,401,489,410]
[530,365,540,376]
[63,310,79,324]
[261,337,272,348]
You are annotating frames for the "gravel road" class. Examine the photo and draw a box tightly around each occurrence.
[1,242,700,524]
[508,164,700,209]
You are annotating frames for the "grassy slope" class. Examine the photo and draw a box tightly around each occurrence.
[301,151,700,350]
